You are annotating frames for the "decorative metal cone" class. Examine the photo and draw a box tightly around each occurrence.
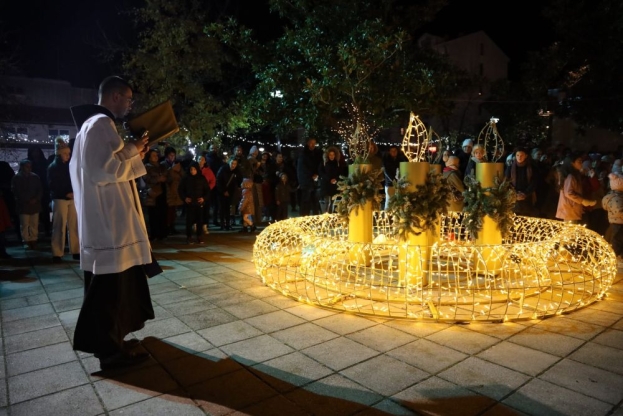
[401,112,429,162]
[477,117,505,162]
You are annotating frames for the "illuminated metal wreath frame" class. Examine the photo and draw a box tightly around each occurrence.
[253,212,616,322]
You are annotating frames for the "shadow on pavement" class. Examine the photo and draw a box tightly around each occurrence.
[91,337,534,415]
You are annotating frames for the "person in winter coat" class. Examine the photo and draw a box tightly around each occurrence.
[382,145,407,210]
[205,144,224,226]
[11,159,42,249]
[178,162,210,244]
[274,172,295,221]
[456,138,473,176]
[48,137,79,262]
[556,152,596,223]
[162,146,184,234]
[463,143,486,180]
[197,154,216,234]
[216,157,239,230]
[238,177,256,232]
[318,146,347,213]
[505,147,537,216]
[602,173,623,261]
[27,145,51,236]
[142,149,168,240]
[297,138,323,216]
[442,156,465,212]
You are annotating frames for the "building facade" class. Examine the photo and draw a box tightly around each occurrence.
[418,30,510,138]
[0,76,96,169]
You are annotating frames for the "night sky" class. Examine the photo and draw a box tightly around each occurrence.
[2,0,553,88]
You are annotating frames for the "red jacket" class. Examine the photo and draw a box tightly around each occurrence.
[200,165,216,190]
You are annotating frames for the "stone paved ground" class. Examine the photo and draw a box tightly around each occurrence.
[1,219,623,416]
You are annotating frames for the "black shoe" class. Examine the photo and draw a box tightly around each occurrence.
[52,256,62,263]
[250,225,257,233]
[123,338,141,351]
[225,226,232,231]
[99,351,149,371]
[72,253,80,260]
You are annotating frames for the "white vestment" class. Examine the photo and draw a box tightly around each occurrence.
[70,113,151,274]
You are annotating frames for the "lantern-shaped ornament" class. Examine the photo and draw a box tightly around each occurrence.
[477,117,505,162]
[401,113,429,163]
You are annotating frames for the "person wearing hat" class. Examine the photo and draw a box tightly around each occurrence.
[456,138,473,176]
[47,137,79,263]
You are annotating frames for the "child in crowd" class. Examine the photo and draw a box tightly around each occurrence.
[178,162,210,244]
[239,177,256,233]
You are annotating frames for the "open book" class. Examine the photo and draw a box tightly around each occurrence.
[126,100,180,147]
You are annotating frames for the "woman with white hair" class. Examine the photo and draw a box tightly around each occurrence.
[463,143,486,180]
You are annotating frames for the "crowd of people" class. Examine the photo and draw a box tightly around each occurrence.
[1,76,623,372]
[3,134,623,264]
[437,139,623,262]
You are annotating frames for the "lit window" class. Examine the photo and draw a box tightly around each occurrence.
[48,129,70,141]
[1,127,28,141]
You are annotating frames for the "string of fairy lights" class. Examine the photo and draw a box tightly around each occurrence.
[252,115,617,322]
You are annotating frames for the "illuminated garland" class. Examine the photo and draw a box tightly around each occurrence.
[333,166,384,224]
[387,171,451,240]
[463,175,516,239]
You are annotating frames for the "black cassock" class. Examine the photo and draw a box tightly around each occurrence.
[73,266,155,357]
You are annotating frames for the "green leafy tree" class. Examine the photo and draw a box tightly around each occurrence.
[123,0,252,149]
[211,0,470,143]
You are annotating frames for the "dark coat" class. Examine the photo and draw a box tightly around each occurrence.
[382,151,407,186]
[47,155,73,200]
[206,150,224,176]
[505,160,537,215]
[216,164,239,195]
[318,159,346,198]
[297,146,323,190]
[455,148,471,176]
[274,181,294,204]
[178,172,210,205]
[11,171,42,215]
